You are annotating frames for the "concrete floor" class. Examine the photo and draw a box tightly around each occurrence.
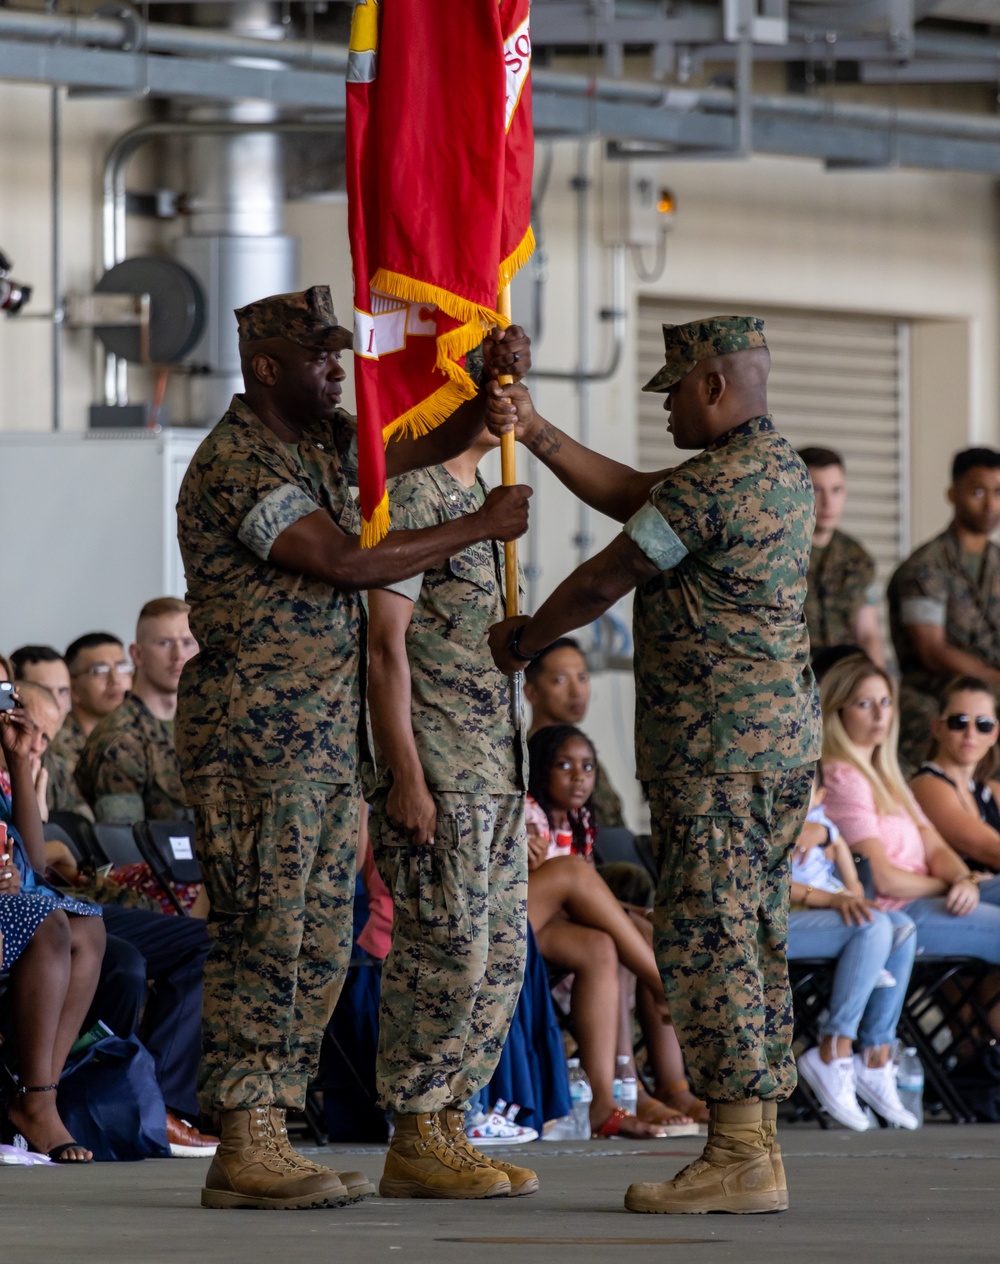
[3,1123,998,1264]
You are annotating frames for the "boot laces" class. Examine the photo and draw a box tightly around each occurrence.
[418,1119,486,1172]
[250,1107,301,1175]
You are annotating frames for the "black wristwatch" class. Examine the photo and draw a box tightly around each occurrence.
[508,625,541,662]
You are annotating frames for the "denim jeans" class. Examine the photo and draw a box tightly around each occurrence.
[905,874,1000,964]
[787,906,917,1046]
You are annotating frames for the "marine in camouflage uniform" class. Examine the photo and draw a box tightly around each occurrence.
[889,524,1000,774]
[45,711,93,819]
[488,315,820,1215]
[176,285,531,1210]
[368,462,526,1114]
[75,692,187,823]
[805,527,878,657]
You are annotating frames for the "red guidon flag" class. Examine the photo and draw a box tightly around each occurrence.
[346,0,534,545]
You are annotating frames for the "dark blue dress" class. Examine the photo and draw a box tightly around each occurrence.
[0,829,102,971]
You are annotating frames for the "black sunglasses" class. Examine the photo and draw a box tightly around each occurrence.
[945,713,998,735]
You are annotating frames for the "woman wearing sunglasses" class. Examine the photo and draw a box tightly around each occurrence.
[820,656,1000,982]
[910,677,1000,872]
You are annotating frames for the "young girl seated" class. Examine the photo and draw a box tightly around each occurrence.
[788,768,918,1130]
[525,725,703,1138]
[910,676,1000,871]
[0,695,106,1162]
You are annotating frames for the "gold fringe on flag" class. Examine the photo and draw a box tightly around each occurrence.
[382,373,478,444]
[360,488,391,549]
[498,225,536,294]
[370,267,507,332]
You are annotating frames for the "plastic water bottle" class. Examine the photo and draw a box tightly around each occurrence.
[613,1055,639,1116]
[568,1058,594,1139]
[895,1047,924,1128]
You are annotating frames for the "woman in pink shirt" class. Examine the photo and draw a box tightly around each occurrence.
[821,655,1000,966]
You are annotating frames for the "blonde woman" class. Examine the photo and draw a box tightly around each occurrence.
[821,654,1000,968]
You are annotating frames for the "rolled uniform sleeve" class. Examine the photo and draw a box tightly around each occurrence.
[238,484,321,561]
[624,471,723,571]
[896,559,948,628]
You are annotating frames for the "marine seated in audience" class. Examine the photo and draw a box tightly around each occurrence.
[46,633,131,816]
[888,447,1000,774]
[525,724,702,1139]
[11,645,72,722]
[910,676,1000,872]
[820,655,1000,992]
[788,765,918,1131]
[800,446,885,667]
[524,637,625,828]
[75,598,197,825]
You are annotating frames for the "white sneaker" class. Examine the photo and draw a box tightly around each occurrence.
[466,1111,539,1145]
[798,1046,870,1131]
[853,1056,919,1129]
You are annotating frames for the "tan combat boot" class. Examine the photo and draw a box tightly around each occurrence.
[201,1106,351,1210]
[438,1107,539,1197]
[379,1111,511,1199]
[268,1107,376,1201]
[624,1099,781,1215]
[760,1100,788,1211]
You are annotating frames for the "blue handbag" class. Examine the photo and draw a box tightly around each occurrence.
[57,1032,170,1161]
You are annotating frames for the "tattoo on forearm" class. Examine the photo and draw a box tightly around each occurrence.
[528,423,562,458]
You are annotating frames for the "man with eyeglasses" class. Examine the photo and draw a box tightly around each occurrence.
[76,598,198,825]
[889,446,1000,775]
[44,633,132,817]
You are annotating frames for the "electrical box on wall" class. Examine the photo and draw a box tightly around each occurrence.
[601,159,672,248]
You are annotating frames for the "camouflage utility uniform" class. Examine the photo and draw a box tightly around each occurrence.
[889,525,1000,774]
[176,394,363,1114]
[623,414,821,1103]
[592,762,625,828]
[371,463,526,1114]
[45,711,93,819]
[75,692,187,824]
[805,527,878,656]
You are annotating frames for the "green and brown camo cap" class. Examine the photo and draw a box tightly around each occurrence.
[641,315,766,393]
[235,285,353,351]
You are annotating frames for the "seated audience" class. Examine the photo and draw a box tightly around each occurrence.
[11,681,62,824]
[525,724,702,1138]
[788,766,918,1130]
[800,446,885,666]
[11,645,72,722]
[888,447,1000,775]
[46,633,131,816]
[75,598,197,824]
[910,676,1000,871]
[0,692,106,1162]
[820,655,1000,980]
[524,637,625,828]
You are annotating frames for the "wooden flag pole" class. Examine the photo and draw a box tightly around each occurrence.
[497,284,520,619]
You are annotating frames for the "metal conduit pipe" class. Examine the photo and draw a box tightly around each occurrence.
[103,117,342,271]
[530,243,626,384]
[0,6,350,70]
[7,7,1000,146]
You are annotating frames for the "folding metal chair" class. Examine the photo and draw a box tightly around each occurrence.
[91,822,145,868]
[132,819,201,917]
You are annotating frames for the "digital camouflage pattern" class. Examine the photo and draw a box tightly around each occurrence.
[194,782,359,1112]
[805,528,878,656]
[641,315,767,394]
[369,791,527,1112]
[649,766,814,1102]
[176,394,364,1112]
[626,415,822,779]
[44,711,92,819]
[235,284,353,351]
[74,692,187,824]
[176,395,364,788]
[889,525,1000,775]
[374,463,521,795]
